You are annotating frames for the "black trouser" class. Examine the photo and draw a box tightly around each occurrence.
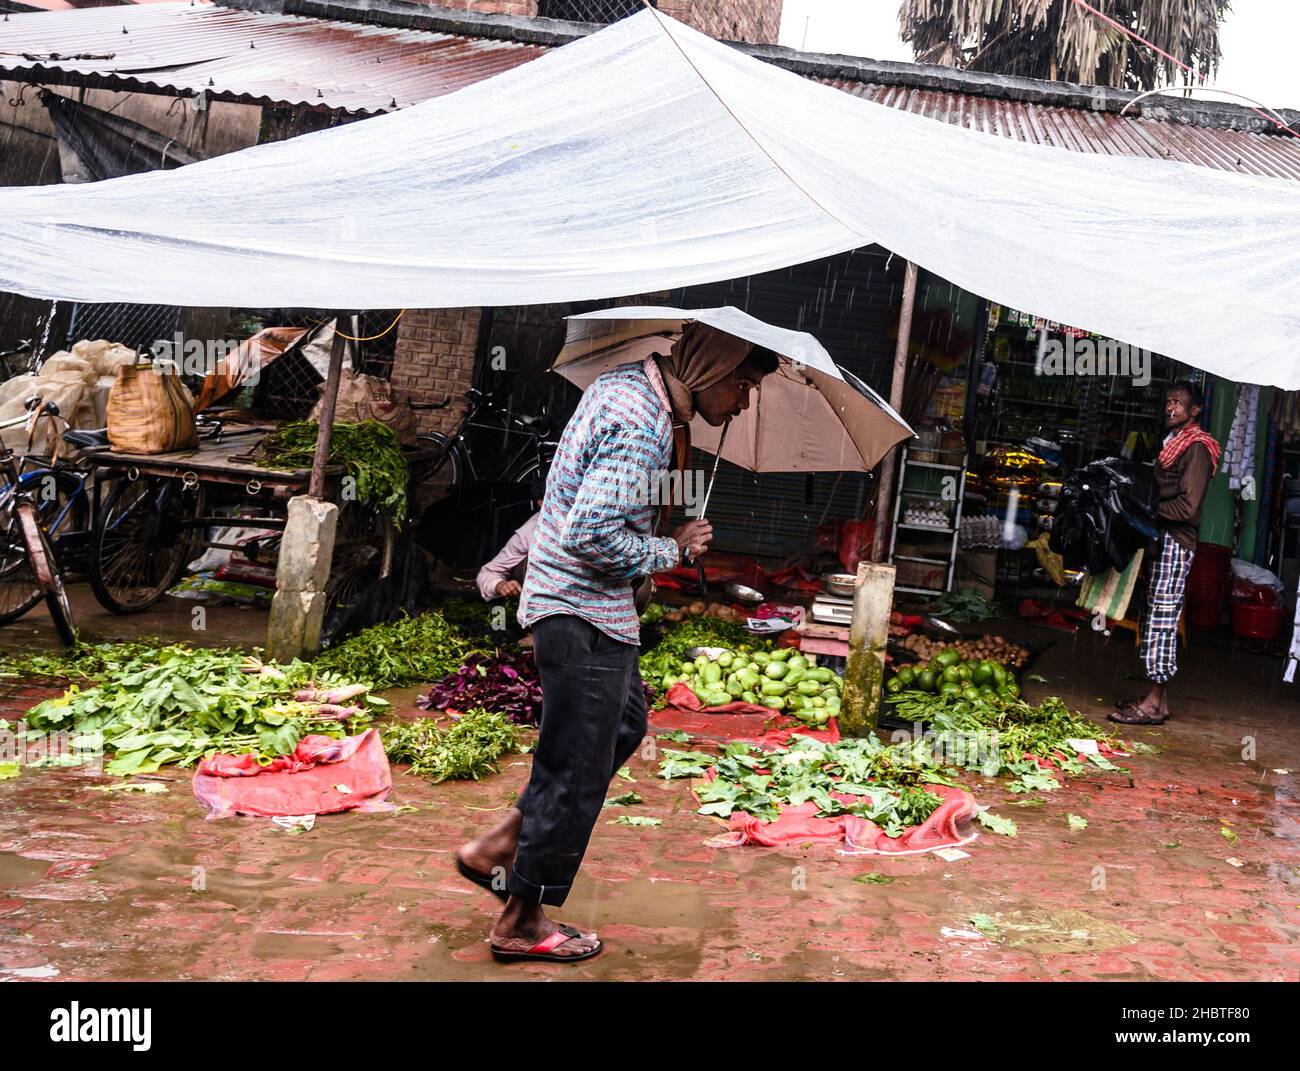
[508,614,646,907]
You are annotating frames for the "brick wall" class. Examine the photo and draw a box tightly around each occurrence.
[430,1,783,43]
[655,0,781,44]
[390,308,483,438]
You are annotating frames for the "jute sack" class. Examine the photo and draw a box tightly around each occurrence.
[310,369,416,446]
[107,362,198,454]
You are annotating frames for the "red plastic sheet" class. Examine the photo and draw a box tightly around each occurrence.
[659,681,840,747]
[709,784,978,854]
[652,551,767,592]
[192,729,394,819]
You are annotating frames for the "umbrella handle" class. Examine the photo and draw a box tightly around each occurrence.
[682,417,730,566]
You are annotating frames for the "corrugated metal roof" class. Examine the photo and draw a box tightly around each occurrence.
[2,2,1298,181]
[0,2,546,113]
[830,81,1300,183]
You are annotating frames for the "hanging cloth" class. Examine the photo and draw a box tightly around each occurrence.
[1222,384,1260,491]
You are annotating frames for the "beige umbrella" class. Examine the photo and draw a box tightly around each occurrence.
[553,305,914,473]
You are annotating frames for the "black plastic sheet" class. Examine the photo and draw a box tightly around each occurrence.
[1049,458,1159,574]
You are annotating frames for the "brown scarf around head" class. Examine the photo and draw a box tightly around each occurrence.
[653,320,754,423]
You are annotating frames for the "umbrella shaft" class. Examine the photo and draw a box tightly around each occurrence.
[698,419,729,520]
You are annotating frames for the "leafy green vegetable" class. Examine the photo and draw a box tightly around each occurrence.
[0,762,19,780]
[604,791,643,807]
[887,688,1118,779]
[969,913,1001,937]
[1006,766,1061,794]
[314,612,478,689]
[658,749,715,780]
[660,735,949,837]
[929,590,998,623]
[615,766,636,782]
[0,639,172,682]
[382,708,521,783]
[975,811,1018,837]
[853,872,893,885]
[657,730,692,744]
[639,617,765,696]
[608,815,662,827]
[24,646,375,774]
[1066,813,1088,831]
[252,420,409,521]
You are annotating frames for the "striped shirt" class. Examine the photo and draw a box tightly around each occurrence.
[518,361,680,644]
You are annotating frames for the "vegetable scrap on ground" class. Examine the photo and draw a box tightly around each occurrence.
[382,707,525,783]
[657,734,954,836]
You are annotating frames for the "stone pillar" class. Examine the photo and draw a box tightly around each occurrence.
[838,561,896,737]
[267,496,338,662]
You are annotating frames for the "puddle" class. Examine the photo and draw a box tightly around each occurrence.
[968,908,1138,953]
[0,964,59,978]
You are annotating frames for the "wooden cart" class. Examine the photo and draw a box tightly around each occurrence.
[84,429,402,615]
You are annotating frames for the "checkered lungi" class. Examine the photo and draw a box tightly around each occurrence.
[1140,531,1194,684]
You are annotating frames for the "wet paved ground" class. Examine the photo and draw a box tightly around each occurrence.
[1,587,1297,980]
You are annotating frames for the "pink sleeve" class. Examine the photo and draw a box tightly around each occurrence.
[475,514,539,600]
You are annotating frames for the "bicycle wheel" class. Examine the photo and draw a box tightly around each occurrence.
[88,476,202,614]
[15,500,76,646]
[0,470,88,626]
[410,432,463,512]
[326,500,394,614]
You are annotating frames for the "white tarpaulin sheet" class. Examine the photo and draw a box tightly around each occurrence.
[1,9,1299,384]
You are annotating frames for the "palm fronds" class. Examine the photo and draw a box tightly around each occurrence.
[898,0,1230,90]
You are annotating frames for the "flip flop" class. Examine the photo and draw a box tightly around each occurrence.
[491,924,602,964]
[1108,701,1168,725]
[456,855,510,902]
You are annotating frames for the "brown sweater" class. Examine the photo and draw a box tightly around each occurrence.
[1153,441,1213,552]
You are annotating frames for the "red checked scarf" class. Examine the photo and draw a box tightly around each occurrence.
[1158,423,1221,475]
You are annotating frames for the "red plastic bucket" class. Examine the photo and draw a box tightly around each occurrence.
[1185,543,1231,629]
[1230,602,1288,641]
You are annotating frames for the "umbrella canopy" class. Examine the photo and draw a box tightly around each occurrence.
[553,306,913,472]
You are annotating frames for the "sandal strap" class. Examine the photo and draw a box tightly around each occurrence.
[528,926,585,955]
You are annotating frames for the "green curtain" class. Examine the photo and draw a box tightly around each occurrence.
[1197,377,1236,549]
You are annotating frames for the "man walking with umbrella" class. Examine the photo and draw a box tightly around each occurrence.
[457,320,778,962]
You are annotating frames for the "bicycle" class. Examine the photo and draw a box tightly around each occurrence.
[0,400,100,632]
[410,387,558,506]
[0,402,78,645]
[408,387,558,569]
[0,339,32,383]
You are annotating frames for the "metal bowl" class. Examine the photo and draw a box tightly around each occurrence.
[822,572,857,597]
[724,581,764,605]
[684,647,729,660]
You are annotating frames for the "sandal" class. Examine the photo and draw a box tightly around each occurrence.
[491,924,602,963]
[1108,701,1168,725]
[456,855,510,902]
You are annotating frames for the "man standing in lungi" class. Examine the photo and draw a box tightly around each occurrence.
[1112,381,1219,725]
[455,322,778,962]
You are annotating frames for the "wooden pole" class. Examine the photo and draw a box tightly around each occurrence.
[308,314,350,500]
[871,260,919,563]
